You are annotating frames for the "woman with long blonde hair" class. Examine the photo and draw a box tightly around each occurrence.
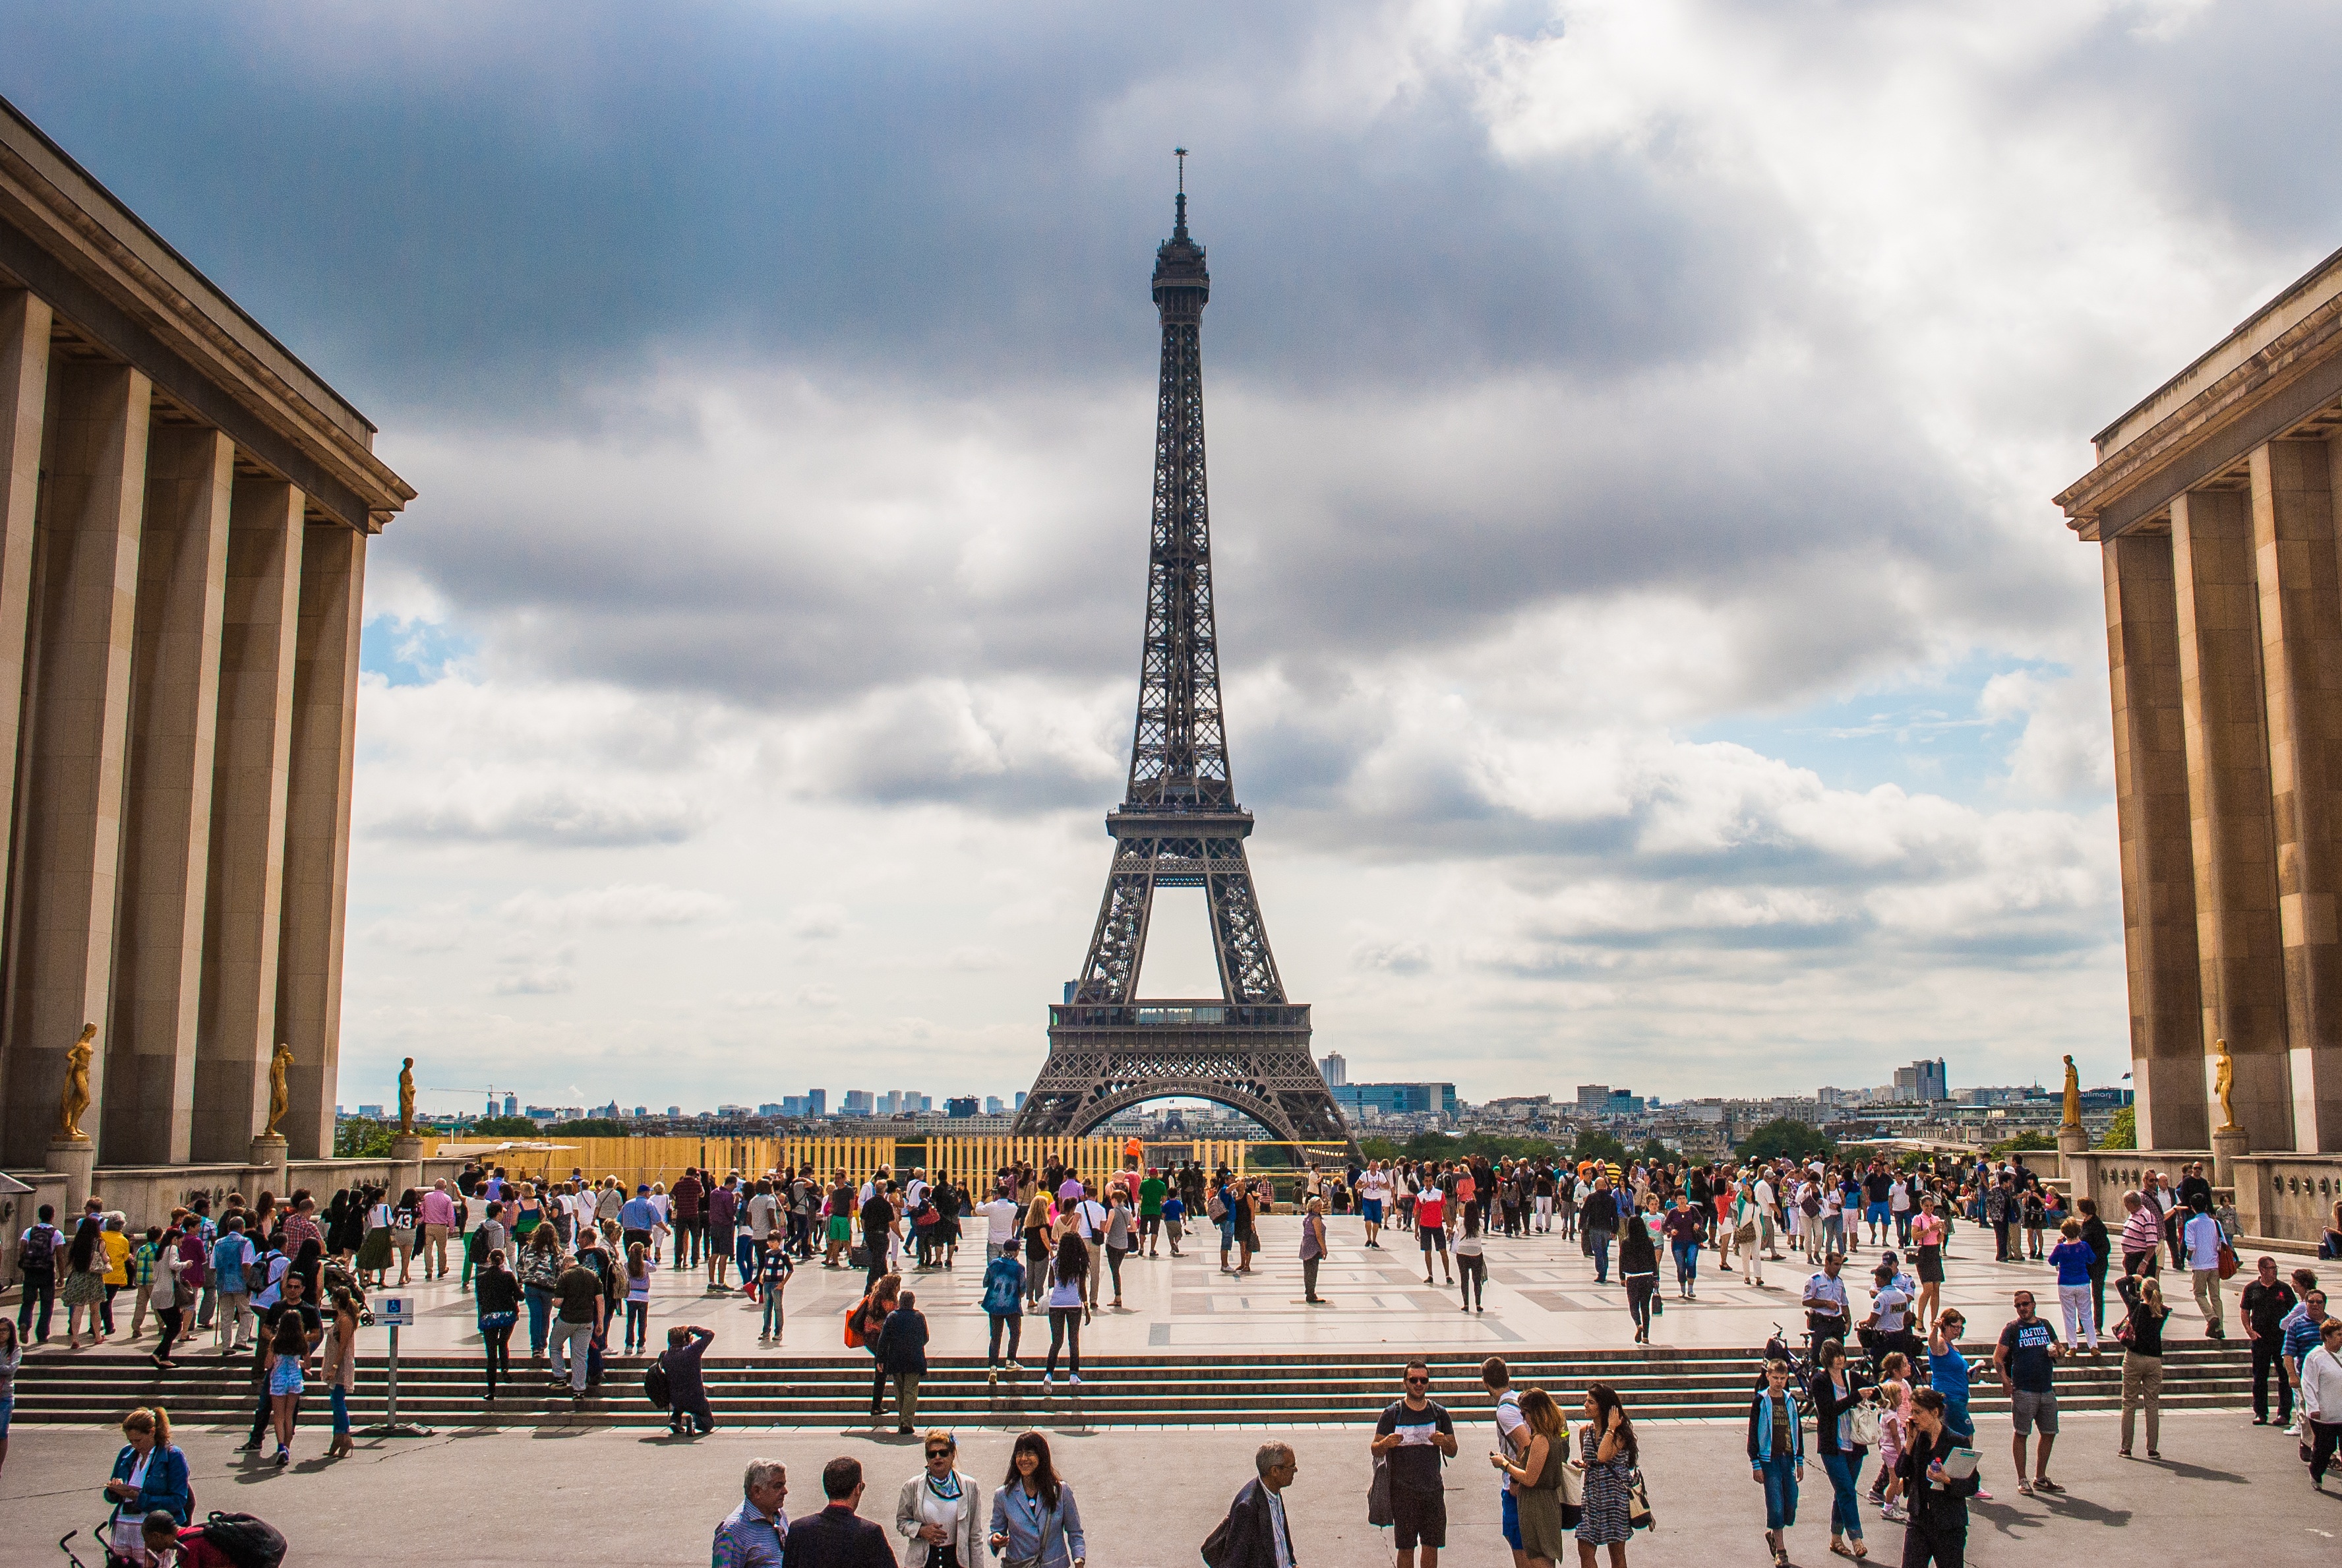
[1491,1387,1576,1567]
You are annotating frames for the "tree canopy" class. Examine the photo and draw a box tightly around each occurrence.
[2095,1107,2135,1150]
[1735,1118,1837,1162]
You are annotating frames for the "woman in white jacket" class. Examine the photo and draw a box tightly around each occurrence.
[896,1429,984,1567]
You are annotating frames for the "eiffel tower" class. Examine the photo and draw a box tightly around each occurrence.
[1013,159,1354,1159]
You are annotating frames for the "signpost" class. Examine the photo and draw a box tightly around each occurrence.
[361,1294,434,1437]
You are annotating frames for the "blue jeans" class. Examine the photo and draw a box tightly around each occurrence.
[1589,1230,1611,1282]
[1758,1453,1799,1530]
[525,1285,554,1354]
[329,1384,351,1435]
[1671,1240,1700,1285]
[1820,1452,1864,1540]
[762,1289,785,1336]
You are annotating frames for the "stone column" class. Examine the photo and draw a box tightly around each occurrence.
[45,1138,96,1217]
[2173,485,2294,1150]
[2250,437,2342,1155]
[2105,531,2207,1149]
[191,477,303,1162]
[0,292,50,1160]
[276,524,365,1160]
[0,361,150,1167]
[103,425,233,1164]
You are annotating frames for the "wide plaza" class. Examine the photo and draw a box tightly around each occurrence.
[7,1412,2333,1566]
[42,1209,2304,1362]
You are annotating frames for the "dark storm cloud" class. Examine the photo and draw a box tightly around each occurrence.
[0,2,1773,415]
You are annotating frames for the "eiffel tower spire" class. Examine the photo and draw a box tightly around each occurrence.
[1013,162,1353,1154]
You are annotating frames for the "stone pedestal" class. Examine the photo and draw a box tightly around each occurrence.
[2211,1126,2249,1186]
[390,1134,427,1186]
[247,1133,289,1198]
[2057,1125,2089,1174]
[45,1139,94,1215]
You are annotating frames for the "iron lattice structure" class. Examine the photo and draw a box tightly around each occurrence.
[1014,177,1354,1157]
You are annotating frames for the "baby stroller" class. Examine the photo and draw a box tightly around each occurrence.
[62,1509,285,1568]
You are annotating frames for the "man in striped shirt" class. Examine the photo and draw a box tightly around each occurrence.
[2118,1191,2162,1279]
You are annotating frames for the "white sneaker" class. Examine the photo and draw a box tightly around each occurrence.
[1041,1376,1053,1390]
[1069,1373,1083,1385]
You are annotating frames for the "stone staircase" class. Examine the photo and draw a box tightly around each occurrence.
[7,1341,2258,1430]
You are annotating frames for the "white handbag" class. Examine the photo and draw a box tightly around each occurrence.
[1849,1400,1882,1448]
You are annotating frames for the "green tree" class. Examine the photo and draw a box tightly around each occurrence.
[1571,1128,1629,1165]
[2095,1106,2136,1150]
[551,1118,629,1138]
[469,1116,542,1139]
[1638,1137,1673,1163]
[334,1116,394,1159]
[1735,1118,1836,1162]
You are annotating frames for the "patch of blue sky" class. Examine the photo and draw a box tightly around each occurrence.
[361,616,477,687]
[1691,652,2064,802]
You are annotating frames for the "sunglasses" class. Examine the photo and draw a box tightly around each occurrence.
[926,1449,953,1459]
[1405,1375,1429,1385]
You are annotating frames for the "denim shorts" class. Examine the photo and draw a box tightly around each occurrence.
[0,1391,13,1437]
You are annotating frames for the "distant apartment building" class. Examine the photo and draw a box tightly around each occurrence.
[1575,1085,1643,1118]
[1319,1052,1348,1087]
[1332,1082,1458,1120]
[357,1104,384,1120]
[985,1097,1006,1115]
[1892,1059,1949,1102]
[843,1091,874,1115]
[807,1089,827,1116]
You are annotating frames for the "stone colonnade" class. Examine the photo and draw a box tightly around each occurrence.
[0,290,365,1171]
[2103,433,2342,1159]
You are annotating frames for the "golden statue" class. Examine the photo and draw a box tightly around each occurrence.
[264,1040,294,1136]
[2213,1038,2239,1133]
[57,1022,96,1143]
[2060,1054,2082,1130]
[398,1057,417,1135]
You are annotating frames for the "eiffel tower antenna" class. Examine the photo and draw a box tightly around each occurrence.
[1013,167,1354,1159]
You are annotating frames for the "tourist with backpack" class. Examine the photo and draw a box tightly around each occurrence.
[140,1506,286,1567]
[981,1248,1025,1383]
[660,1323,717,1435]
[850,1275,903,1422]
[15,1203,60,1344]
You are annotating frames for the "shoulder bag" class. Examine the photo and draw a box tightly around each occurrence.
[1627,1466,1656,1530]
[1848,1399,1881,1448]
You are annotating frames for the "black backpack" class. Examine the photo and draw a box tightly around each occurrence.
[644,1357,671,1410]
[198,1513,286,1568]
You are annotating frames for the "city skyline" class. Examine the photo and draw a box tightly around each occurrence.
[11,7,2341,1118]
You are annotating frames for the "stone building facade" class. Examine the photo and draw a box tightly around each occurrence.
[2059,243,2342,1239]
[0,96,410,1195]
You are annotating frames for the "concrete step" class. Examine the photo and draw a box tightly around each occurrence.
[9,1344,2261,1429]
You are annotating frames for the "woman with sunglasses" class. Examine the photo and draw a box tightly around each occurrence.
[895,1429,983,1567]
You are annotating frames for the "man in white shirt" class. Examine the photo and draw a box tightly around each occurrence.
[1483,1358,1529,1568]
[1361,1164,1391,1250]
[1753,1175,1781,1259]
[2182,1197,2229,1339]
[1075,1188,1108,1310]
[1802,1252,1853,1359]
[976,1187,1023,1261]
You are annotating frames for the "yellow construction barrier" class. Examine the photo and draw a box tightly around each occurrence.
[427,1133,1342,1193]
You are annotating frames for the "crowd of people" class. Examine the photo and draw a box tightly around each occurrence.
[11,1145,2342,1534]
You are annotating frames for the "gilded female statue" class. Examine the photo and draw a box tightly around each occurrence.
[57,1022,96,1142]
[2213,1039,2238,1132]
[398,1056,417,1135]
[2060,1054,2082,1130]
[264,1040,294,1136]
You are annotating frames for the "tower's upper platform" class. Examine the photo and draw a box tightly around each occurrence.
[1152,191,1209,322]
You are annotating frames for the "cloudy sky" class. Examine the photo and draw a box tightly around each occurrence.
[12,0,2341,1118]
